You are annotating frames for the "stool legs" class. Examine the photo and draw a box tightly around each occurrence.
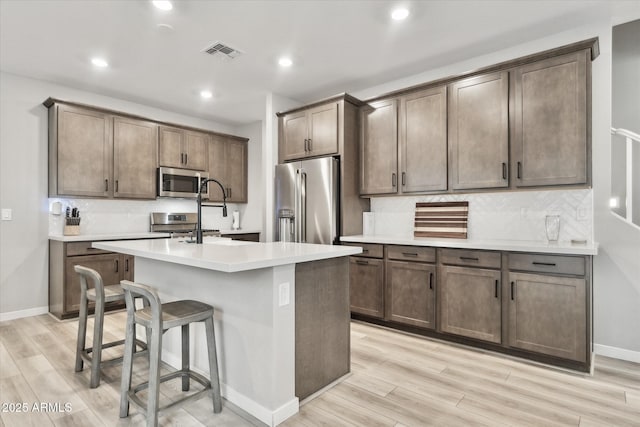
[205,317,222,413]
[182,324,190,391]
[75,289,88,373]
[89,295,105,388]
[119,308,135,418]
[147,323,163,427]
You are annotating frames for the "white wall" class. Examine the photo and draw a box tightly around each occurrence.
[234,120,264,236]
[352,20,640,360]
[0,72,256,317]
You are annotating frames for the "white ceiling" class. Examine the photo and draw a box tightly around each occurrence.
[0,0,637,126]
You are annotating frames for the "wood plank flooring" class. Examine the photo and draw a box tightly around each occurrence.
[1,313,639,426]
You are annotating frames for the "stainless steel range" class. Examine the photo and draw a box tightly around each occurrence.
[150,212,221,239]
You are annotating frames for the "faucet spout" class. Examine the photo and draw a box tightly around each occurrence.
[196,178,228,244]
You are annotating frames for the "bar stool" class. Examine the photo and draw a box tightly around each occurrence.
[74,266,147,388]
[119,280,222,427]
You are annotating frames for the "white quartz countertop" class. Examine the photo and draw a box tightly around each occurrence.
[49,232,171,242]
[340,235,598,255]
[93,238,361,273]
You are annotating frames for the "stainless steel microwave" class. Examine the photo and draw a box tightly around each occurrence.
[157,167,209,199]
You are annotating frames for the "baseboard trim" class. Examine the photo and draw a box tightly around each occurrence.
[0,306,49,322]
[594,343,640,363]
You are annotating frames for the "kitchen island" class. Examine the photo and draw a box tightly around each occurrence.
[93,238,360,426]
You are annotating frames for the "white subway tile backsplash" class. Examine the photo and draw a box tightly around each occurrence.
[49,198,237,235]
[370,189,593,243]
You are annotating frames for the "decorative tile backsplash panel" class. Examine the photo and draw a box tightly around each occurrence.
[370,189,593,243]
[48,198,238,235]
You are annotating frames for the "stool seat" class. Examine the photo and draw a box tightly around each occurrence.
[135,300,214,330]
[119,280,222,427]
[86,284,125,303]
[74,266,147,389]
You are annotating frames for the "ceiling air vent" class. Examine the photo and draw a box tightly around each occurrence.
[202,41,243,59]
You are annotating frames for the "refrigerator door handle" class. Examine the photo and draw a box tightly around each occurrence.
[300,171,307,243]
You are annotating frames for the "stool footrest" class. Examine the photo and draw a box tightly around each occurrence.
[78,339,148,370]
[127,369,213,416]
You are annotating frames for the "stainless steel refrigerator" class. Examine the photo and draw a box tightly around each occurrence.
[274,157,339,244]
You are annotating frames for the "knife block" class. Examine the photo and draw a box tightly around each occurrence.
[63,225,80,236]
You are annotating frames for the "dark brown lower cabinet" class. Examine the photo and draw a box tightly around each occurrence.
[387,260,436,329]
[349,257,385,318]
[50,240,135,320]
[508,272,586,362]
[439,265,502,344]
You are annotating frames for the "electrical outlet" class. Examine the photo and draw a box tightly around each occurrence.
[279,282,290,307]
[576,207,588,221]
[1,209,12,221]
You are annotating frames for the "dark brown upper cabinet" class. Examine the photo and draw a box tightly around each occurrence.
[159,126,208,171]
[449,71,510,190]
[399,86,448,193]
[280,102,339,161]
[360,99,398,195]
[207,135,248,203]
[512,50,589,187]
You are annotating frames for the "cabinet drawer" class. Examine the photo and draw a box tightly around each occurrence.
[439,248,501,269]
[66,241,111,256]
[509,253,585,276]
[345,243,383,259]
[387,245,435,263]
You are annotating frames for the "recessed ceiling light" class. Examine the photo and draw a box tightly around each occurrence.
[152,1,173,11]
[278,57,293,67]
[91,57,108,68]
[200,90,213,99]
[391,8,409,20]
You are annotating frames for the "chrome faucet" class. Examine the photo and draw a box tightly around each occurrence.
[196,178,228,244]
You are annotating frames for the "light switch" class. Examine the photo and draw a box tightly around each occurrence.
[1,209,11,221]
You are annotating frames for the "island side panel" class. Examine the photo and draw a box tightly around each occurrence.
[295,256,350,400]
[133,257,297,426]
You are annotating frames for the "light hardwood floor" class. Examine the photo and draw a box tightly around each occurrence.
[1,313,638,426]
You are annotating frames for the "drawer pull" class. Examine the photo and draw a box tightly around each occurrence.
[532,261,557,267]
[429,272,433,290]
[392,173,397,187]
[115,259,119,273]
[495,279,499,298]
[402,252,418,257]
[105,179,108,191]
[125,258,129,272]
[356,260,369,265]
[502,162,507,180]
[86,247,100,251]
[460,256,479,262]
[362,249,369,253]
[510,281,515,300]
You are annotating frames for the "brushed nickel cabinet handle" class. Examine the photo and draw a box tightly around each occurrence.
[517,161,522,179]
[115,180,119,193]
[125,258,129,272]
[362,249,369,253]
[105,179,108,191]
[533,261,557,267]
[185,153,188,165]
[429,272,433,290]
[355,259,369,265]
[392,173,397,187]
[495,280,499,298]
[115,259,119,273]
[460,256,479,262]
[308,138,312,151]
[402,172,406,186]
[181,153,184,164]
[502,163,507,180]
[511,281,515,300]
[304,139,308,152]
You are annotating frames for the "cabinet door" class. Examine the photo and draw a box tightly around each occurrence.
[513,51,588,187]
[158,126,184,168]
[449,72,509,190]
[207,135,227,201]
[113,117,158,199]
[508,272,586,362]
[439,265,502,343]
[226,139,247,202]
[64,254,122,314]
[308,103,338,157]
[400,87,448,193]
[184,130,209,171]
[56,105,112,197]
[360,99,398,195]
[387,261,436,329]
[349,257,385,318]
[282,111,308,161]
